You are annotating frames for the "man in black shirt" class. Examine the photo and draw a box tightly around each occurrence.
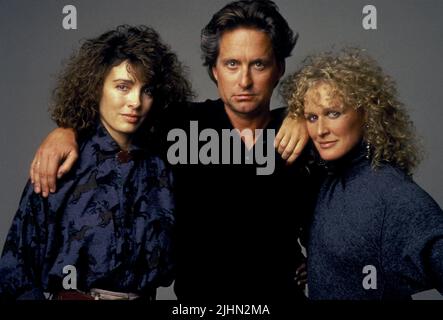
[165,2,311,300]
[164,99,311,301]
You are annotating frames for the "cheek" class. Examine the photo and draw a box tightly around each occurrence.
[99,101,114,116]
[219,73,235,88]
[100,90,121,109]
[306,123,317,139]
[260,73,278,89]
[98,99,108,116]
[216,77,232,99]
[141,98,154,114]
[337,117,363,144]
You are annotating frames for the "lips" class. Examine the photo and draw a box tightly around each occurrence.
[318,141,338,149]
[234,94,256,101]
[121,114,141,124]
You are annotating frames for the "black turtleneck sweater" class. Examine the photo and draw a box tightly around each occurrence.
[307,143,443,300]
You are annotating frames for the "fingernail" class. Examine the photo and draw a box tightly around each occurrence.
[50,189,55,193]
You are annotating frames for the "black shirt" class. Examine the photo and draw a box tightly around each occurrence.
[157,99,314,301]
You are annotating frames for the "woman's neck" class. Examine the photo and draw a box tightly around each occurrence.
[100,121,132,151]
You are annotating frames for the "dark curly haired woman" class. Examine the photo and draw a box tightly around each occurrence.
[0,25,192,300]
[281,48,443,300]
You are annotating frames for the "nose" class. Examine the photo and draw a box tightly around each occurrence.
[127,89,141,109]
[239,67,253,90]
[317,117,329,137]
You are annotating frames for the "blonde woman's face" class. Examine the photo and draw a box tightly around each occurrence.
[303,82,364,161]
[99,60,153,149]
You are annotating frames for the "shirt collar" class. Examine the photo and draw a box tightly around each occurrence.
[213,98,284,130]
[90,122,147,154]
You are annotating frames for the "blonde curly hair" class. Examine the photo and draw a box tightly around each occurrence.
[280,48,421,175]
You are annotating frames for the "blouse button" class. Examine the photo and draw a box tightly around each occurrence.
[116,151,132,163]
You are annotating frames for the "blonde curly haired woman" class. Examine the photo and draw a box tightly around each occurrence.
[281,48,443,300]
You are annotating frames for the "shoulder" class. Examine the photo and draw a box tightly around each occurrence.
[41,138,98,206]
[369,164,442,220]
[352,162,410,192]
[64,137,98,175]
[270,106,287,119]
[159,99,223,129]
[373,164,432,201]
[188,99,224,117]
[166,99,223,115]
[145,154,170,175]
[190,99,223,109]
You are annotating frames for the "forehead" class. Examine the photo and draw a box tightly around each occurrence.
[304,82,343,107]
[218,27,275,59]
[105,60,147,83]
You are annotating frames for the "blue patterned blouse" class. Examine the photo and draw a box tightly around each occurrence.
[0,123,175,300]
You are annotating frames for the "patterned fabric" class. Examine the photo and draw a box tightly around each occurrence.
[0,124,175,300]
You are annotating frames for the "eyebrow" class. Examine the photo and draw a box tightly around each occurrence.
[322,105,343,111]
[220,56,271,63]
[250,58,268,64]
[112,79,135,84]
[303,105,343,114]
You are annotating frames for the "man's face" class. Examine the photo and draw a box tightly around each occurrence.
[212,27,283,118]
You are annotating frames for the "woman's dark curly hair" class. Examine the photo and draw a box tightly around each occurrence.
[50,24,193,135]
[281,48,421,175]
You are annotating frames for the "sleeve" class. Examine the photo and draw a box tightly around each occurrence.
[381,178,443,295]
[428,239,443,293]
[292,145,321,249]
[144,158,176,289]
[0,181,49,300]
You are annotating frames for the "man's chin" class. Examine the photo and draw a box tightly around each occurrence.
[228,102,261,115]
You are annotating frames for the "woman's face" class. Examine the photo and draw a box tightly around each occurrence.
[99,60,153,149]
[303,82,364,161]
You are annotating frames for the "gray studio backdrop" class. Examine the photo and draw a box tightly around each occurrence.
[0,0,442,299]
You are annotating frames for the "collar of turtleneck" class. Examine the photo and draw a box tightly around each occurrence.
[315,140,370,178]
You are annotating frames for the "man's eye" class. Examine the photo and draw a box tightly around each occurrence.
[226,60,238,68]
[254,61,265,70]
[327,111,341,119]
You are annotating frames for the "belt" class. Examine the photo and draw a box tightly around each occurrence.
[56,288,144,301]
